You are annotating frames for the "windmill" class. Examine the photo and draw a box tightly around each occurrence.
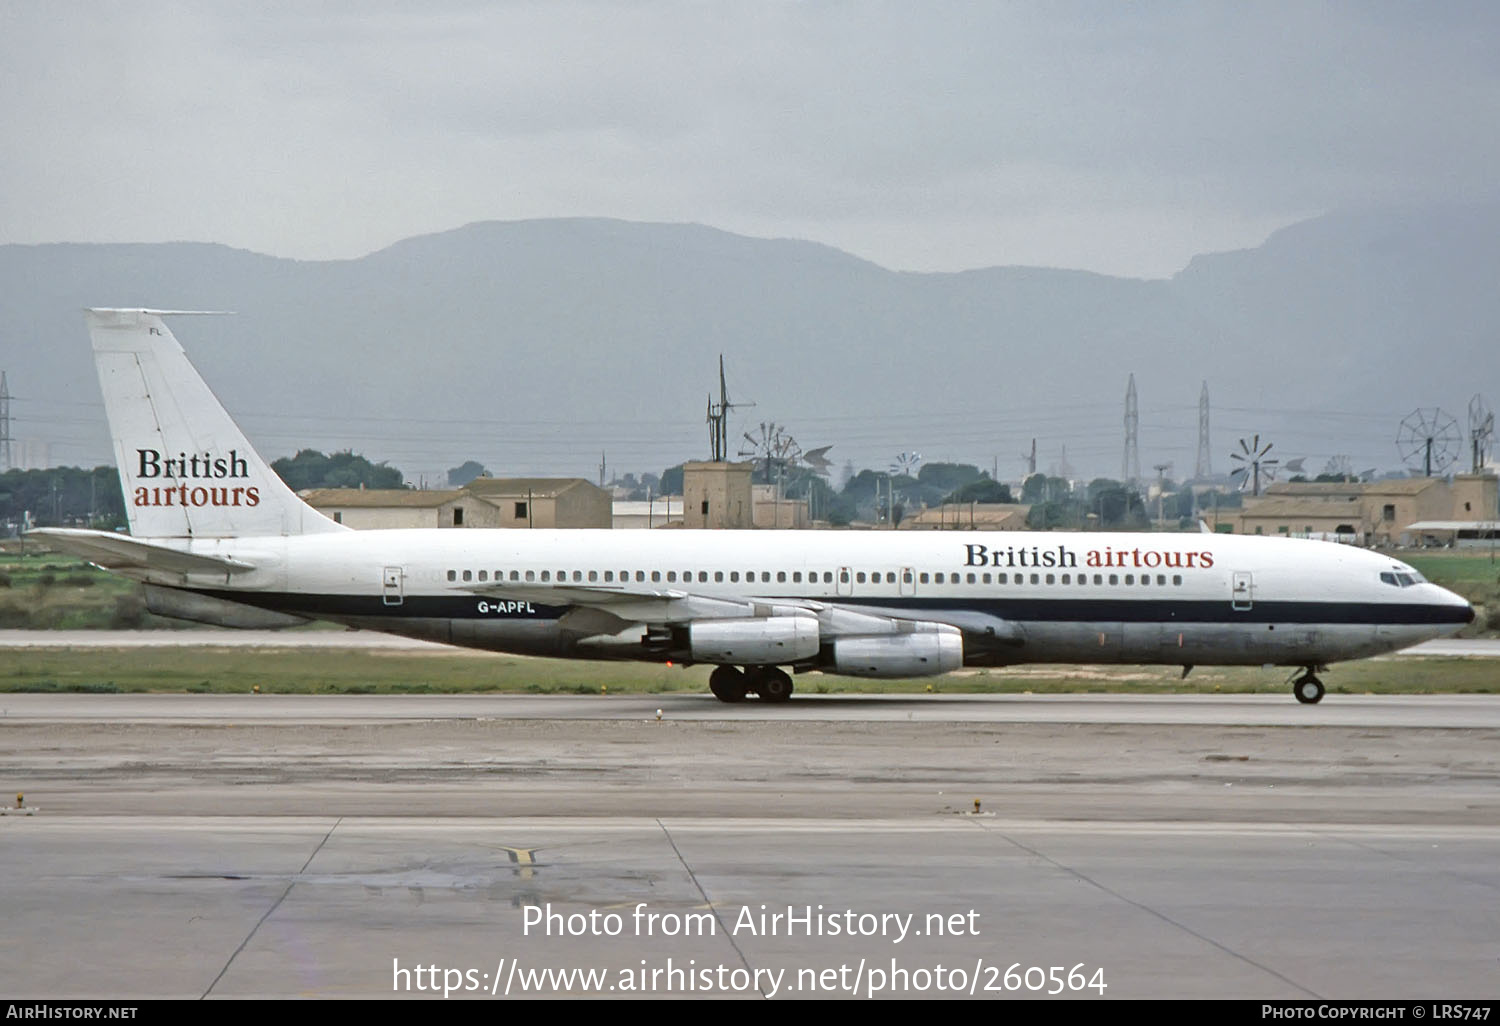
[1396,408,1462,477]
[889,451,922,481]
[1469,395,1494,473]
[738,422,801,489]
[1230,435,1278,496]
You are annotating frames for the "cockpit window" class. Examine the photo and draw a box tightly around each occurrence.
[1381,570,1424,587]
[1380,572,1397,586]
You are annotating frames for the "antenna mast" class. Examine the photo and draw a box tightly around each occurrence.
[707,355,753,461]
[1122,374,1140,487]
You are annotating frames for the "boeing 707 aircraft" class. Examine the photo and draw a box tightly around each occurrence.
[30,309,1475,704]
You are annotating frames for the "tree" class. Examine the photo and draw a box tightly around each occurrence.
[916,462,984,494]
[659,465,684,496]
[271,450,406,492]
[943,479,1014,504]
[447,461,488,487]
[0,466,125,530]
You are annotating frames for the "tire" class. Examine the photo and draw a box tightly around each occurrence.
[759,668,794,703]
[1294,677,1324,704]
[708,665,747,703]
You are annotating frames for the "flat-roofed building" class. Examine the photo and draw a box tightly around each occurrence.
[612,497,684,529]
[682,461,753,529]
[300,488,465,529]
[461,477,612,529]
[1233,475,1497,544]
[302,477,612,529]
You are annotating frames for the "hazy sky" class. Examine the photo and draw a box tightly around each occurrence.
[4,1,1499,279]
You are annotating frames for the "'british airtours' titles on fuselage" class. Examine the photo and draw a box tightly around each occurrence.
[964,543,1215,570]
[131,448,259,507]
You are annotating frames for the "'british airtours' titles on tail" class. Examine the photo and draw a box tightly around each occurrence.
[964,543,1215,570]
[131,448,259,508]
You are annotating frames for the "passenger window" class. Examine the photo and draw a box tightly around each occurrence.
[715,571,724,583]
[935,573,945,584]
[1060,574,1069,584]
[824,572,833,584]
[573,571,582,582]
[840,569,850,584]
[730,571,740,583]
[982,573,991,584]
[1125,574,1134,585]
[539,571,548,582]
[1045,574,1054,585]
[1030,574,1039,584]
[604,571,613,582]
[856,572,867,584]
[1157,575,1166,585]
[997,573,1007,584]
[1094,574,1103,584]
[478,570,488,582]
[699,572,709,583]
[919,572,929,584]
[762,572,771,583]
[446,570,456,582]
[652,571,661,582]
[1140,576,1148,586]
[667,571,677,583]
[510,570,520,581]
[636,571,645,582]
[588,571,598,582]
[1109,574,1118,585]
[967,573,976,584]
[524,570,534,582]
[1173,575,1182,585]
[793,572,802,583]
[463,570,473,581]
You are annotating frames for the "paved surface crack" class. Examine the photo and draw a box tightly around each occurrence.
[201,817,343,999]
[971,818,1321,998]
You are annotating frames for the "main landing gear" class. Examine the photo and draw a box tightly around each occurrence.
[708,664,794,703]
[1291,666,1326,705]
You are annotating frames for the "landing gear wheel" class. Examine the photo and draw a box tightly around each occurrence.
[708,665,747,703]
[1293,675,1324,704]
[758,667,794,703]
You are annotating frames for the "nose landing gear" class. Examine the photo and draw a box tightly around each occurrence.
[1290,666,1326,704]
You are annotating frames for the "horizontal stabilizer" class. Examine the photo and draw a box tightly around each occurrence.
[26,528,256,575]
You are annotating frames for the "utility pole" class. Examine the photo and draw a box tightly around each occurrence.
[1195,381,1212,479]
[0,371,11,472]
[1153,462,1172,528]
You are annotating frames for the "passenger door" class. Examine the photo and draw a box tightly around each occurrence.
[1231,571,1253,611]
[383,566,404,606]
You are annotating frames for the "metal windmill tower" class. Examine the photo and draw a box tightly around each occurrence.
[1396,408,1461,477]
[1195,381,1212,479]
[1469,395,1494,473]
[706,356,753,461]
[1230,435,1278,496]
[1122,374,1140,487]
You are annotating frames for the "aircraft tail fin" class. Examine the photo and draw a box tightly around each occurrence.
[86,308,348,539]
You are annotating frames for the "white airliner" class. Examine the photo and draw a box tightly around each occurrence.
[30,309,1475,704]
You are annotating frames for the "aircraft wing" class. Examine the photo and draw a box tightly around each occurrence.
[454,580,1021,646]
[25,528,256,575]
[456,579,784,623]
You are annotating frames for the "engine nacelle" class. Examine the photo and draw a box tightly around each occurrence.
[831,627,963,678]
[688,616,820,665]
